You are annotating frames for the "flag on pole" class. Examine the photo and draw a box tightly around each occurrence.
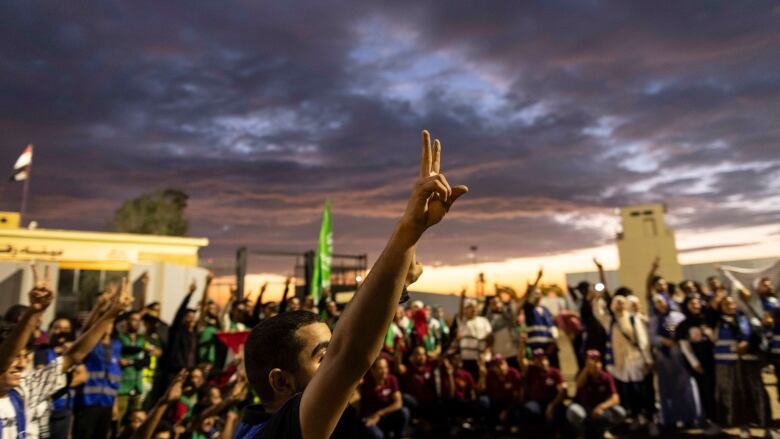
[310,199,332,302]
[10,145,33,181]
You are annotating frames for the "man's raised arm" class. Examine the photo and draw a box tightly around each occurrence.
[300,130,468,439]
[646,256,660,297]
[0,265,53,374]
[278,276,293,314]
[62,278,133,370]
[172,280,197,331]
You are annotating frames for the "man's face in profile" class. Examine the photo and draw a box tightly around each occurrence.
[292,322,332,393]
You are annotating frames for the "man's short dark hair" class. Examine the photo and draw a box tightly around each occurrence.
[245,310,321,402]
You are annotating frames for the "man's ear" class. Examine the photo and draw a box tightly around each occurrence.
[268,368,295,398]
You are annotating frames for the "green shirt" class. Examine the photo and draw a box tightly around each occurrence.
[118,334,147,396]
[198,324,218,364]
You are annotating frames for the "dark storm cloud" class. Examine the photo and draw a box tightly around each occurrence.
[1,1,779,272]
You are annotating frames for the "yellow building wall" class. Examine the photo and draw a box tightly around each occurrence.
[617,203,683,310]
[0,227,207,270]
[0,226,209,324]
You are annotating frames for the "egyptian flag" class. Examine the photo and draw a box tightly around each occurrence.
[10,145,33,181]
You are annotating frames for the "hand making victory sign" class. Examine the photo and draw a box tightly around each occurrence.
[402,130,469,239]
[29,263,54,312]
[399,131,466,301]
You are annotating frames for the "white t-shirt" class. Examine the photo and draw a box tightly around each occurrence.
[0,356,67,439]
[458,316,492,360]
[0,397,19,439]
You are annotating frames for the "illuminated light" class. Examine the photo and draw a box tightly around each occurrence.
[595,283,605,292]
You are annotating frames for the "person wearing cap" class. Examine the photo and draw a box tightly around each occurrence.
[567,350,625,439]
[481,353,522,433]
[456,289,492,380]
[519,345,567,435]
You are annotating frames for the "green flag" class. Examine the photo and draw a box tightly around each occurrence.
[311,199,332,302]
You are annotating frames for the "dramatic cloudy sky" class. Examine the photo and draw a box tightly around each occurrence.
[1,1,779,292]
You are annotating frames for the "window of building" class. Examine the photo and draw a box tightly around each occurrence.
[56,269,127,316]
[643,218,657,237]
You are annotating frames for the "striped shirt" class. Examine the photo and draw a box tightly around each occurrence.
[0,356,67,439]
[457,316,492,360]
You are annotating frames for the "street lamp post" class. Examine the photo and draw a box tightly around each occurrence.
[469,245,480,297]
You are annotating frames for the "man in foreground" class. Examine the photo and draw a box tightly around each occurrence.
[236,129,468,438]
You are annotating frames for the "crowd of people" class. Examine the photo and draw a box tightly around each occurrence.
[4,257,779,439]
[1,132,779,439]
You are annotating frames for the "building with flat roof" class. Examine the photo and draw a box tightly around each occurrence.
[566,204,777,309]
[0,211,209,324]
[616,203,683,307]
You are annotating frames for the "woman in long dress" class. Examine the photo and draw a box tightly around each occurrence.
[649,293,702,428]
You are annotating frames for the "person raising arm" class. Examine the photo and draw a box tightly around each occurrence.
[238,130,467,439]
[0,266,132,439]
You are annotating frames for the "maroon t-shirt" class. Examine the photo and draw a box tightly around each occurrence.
[402,361,437,404]
[576,370,617,410]
[486,367,522,405]
[360,374,400,416]
[526,366,563,403]
[442,369,475,401]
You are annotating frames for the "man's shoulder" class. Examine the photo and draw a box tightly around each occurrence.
[234,404,272,439]
[236,397,303,439]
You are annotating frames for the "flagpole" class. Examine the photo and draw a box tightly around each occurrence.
[20,157,31,227]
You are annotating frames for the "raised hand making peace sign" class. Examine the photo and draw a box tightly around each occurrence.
[29,263,54,313]
[401,130,468,241]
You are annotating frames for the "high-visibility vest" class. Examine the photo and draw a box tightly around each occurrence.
[75,340,121,407]
[525,306,555,348]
